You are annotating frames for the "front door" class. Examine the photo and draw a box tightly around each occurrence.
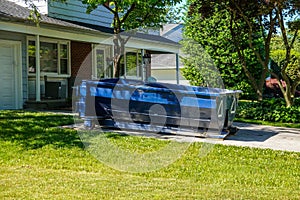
[0,40,22,109]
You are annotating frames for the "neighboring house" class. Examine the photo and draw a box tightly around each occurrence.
[0,0,180,109]
[151,23,189,85]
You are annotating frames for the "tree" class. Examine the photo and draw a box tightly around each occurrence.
[181,1,262,99]
[82,0,182,77]
[185,0,300,106]
[227,0,299,106]
[270,33,300,99]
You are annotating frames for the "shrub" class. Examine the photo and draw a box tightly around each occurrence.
[236,98,300,123]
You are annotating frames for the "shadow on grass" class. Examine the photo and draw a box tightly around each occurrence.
[104,132,128,139]
[0,110,84,149]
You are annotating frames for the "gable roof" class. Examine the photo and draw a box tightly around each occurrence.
[122,31,179,45]
[0,0,179,46]
[161,24,183,43]
[0,0,95,31]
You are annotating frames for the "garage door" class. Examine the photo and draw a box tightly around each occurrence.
[0,41,21,109]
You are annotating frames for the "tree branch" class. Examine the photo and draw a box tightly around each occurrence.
[229,2,267,70]
[137,0,161,26]
[290,28,299,49]
[276,7,293,73]
[229,12,259,92]
[270,71,286,94]
[120,3,136,24]
[102,1,116,15]
[264,12,277,62]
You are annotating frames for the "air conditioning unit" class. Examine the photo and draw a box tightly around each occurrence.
[45,82,61,99]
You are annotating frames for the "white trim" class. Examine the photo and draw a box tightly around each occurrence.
[26,36,71,100]
[124,49,142,79]
[93,44,114,79]
[125,37,180,54]
[0,21,180,53]
[26,36,71,77]
[0,39,23,109]
[92,44,106,79]
[0,21,110,43]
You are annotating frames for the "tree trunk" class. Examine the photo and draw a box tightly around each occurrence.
[112,34,125,78]
[113,35,120,78]
[256,89,263,101]
[283,91,293,108]
[113,56,120,78]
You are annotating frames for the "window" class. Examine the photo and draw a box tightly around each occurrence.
[60,44,68,74]
[40,42,58,73]
[96,49,105,78]
[93,45,113,79]
[28,41,36,73]
[93,46,142,79]
[28,38,70,76]
[125,50,142,78]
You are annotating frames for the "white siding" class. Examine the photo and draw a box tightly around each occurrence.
[151,69,189,85]
[48,0,113,28]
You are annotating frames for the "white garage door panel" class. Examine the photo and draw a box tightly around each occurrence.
[0,42,19,109]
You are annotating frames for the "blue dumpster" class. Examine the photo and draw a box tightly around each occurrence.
[75,78,242,139]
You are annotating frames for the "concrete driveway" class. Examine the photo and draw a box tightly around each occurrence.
[101,122,300,153]
[69,117,300,153]
[149,122,300,152]
[215,122,300,152]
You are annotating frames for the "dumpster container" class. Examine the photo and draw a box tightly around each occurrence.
[75,78,242,139]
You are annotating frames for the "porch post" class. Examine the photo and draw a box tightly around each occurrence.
[141,49,145,81]
[35,35,41,101]
[176,53,179,84]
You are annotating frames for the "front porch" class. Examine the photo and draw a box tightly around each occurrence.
[24,99,71,110]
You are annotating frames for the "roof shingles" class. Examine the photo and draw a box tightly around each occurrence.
[0,0,178,45]
[0,0,95,31]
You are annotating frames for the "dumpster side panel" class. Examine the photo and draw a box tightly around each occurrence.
[76,79,242,137]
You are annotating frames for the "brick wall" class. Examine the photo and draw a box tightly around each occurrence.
[71,41,92,79]
[69,41,92,97]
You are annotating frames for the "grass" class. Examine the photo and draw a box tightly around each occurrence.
[0,110,300,199]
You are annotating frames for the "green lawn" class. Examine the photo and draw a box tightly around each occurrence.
[0,111,299,199]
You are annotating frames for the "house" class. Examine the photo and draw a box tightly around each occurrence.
[150,23,189,85]
[0,0,180,109]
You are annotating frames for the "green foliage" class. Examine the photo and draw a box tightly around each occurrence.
[270,33,300,83]
[180,39,224,88]
[82,0,182,30]
[182,0,263,95]
[81,0,183,77]
[184,0,300,104]
[231,81,257,100]
[271,49,300,81]
[237,99,300,123]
